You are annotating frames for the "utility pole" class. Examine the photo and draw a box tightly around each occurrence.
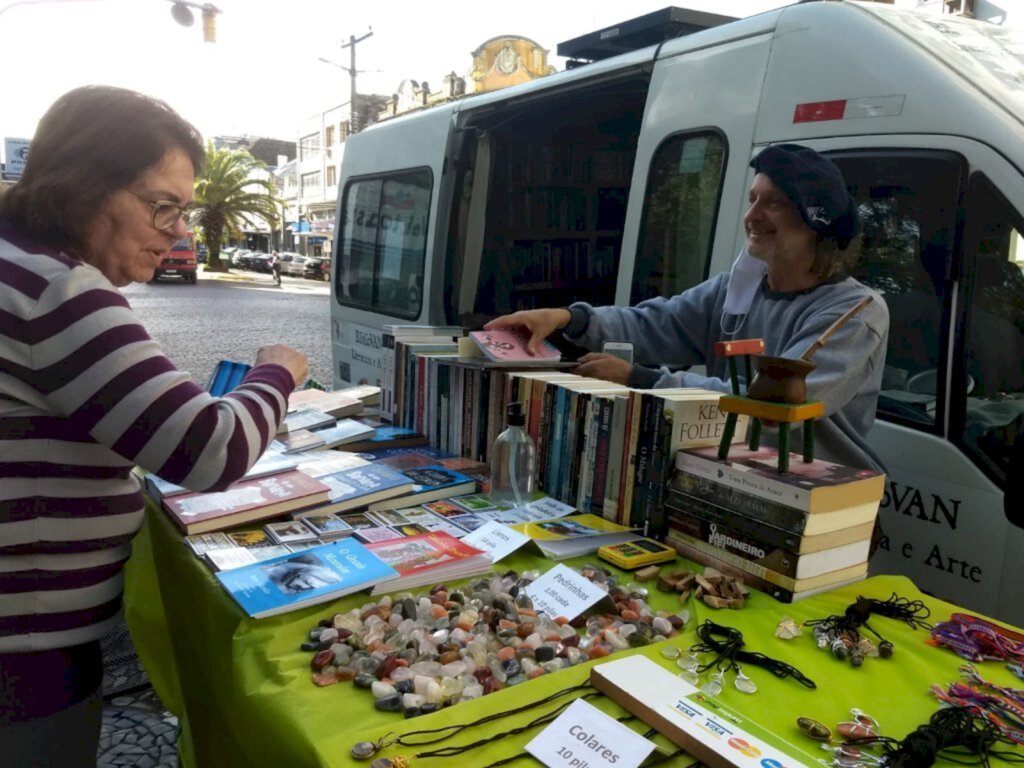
[340,28,373,134]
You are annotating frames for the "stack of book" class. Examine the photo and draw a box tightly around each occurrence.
[379,324,463,426]
[666,445,886,602]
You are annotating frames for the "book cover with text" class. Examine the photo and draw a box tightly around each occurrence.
[468,329,562,363]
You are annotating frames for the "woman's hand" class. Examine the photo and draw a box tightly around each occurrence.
[484,309,571,355]
[255,344,309,388]
[573,352,633,385]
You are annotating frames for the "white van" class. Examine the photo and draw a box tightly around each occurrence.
[330,1,1024,625]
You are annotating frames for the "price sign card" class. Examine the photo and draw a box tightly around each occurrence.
[526,698,655,768]
[526,496,576,520]
[524,564,605,621]
[462,521,530,562]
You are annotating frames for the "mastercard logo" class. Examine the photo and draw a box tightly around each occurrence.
[727,738,762,758]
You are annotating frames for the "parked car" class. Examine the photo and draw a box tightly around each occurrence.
[196,244,209,264]
[303,256,331,282]
[280,252,306,277]
[250,252,273,273]
[219,246,238,265]
[233,250,256,269]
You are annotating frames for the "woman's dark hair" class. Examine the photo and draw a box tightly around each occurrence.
[0,85,204,253]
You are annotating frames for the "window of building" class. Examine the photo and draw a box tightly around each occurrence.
[340,122,350,143]
[301,172,321,196]
[325,125,335,146]
[326,166,337,187]
[299,133,321,161]
[337,168,432,319]
[632,132,727,305]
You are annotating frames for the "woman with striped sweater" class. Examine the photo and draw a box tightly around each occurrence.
[0,86,308,766]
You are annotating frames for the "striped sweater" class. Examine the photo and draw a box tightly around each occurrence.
[0,221,293,653]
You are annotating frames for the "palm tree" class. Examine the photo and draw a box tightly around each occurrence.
[193,143,282,269]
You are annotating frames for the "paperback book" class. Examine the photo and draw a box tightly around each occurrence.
[465,329,562,363]
[162,471,331,535]
[514,513,638,560]
[363,531,492,594]
[294,463,415,517]
[145,451,298,501]
[667,471,881,539]
[216,539,400,619]
[339,424,430,452]
[287,389,364,419]
[675,446,886,514]
[278,408,336,435]
[366,465,477,512]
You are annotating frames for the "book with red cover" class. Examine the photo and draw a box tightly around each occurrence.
[363,531,492,594]
[467,329,562,363]
[162,470,331,535]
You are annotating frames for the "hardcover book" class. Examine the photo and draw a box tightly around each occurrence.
[215,539,399,619]
[366,465,477,512]
[363,531,491,595]
[675,446,886,514]
[465,329,562,363]
[162,471,332,535]
[293,463,415,518]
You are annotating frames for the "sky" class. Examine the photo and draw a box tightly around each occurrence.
[0,0,795,156]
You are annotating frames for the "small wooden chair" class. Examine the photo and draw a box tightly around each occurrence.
[714,338,824,473]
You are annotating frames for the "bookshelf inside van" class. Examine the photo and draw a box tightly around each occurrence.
[457,75,647,320]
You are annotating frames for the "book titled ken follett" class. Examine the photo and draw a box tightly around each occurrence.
[216,538,399,619]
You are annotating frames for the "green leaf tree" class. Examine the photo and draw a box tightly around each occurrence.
[193,143,281,269]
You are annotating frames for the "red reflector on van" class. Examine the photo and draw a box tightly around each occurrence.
[793,100,847,123]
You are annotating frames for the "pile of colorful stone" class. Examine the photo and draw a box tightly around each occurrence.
[302,566,689,717]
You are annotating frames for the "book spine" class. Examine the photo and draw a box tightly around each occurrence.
[630,393,658,530]
[395,341,407,427]
[548,386,568,500]
[603,396,626,521]
[665,536,802,604]
[381,332,395,423]
[665,507,802,579]
[590,396,613,516]
[669,472,813,534]
[536,380,555,491]
[462,369,475,460]
[642,406,672,539]
[665,488,806,552]
[475,370,490,463]
[528,378,544,447]
[563,391,582,505]
[618,391,643,527]
[674,451,813,510]
[668,398,747,451]
[416,356,428,436]
[579,397,600,513]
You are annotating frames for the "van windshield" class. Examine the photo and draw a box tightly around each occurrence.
[171,238,192,251]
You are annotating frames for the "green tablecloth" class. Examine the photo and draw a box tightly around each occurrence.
[124,504,1024,768]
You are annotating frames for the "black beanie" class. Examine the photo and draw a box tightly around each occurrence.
[749,143,860,250]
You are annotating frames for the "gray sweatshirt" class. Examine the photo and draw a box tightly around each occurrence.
[564,272,889,472]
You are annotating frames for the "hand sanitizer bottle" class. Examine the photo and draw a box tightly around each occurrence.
[490,402,536,507]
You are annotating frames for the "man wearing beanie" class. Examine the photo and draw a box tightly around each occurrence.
[485,143,889,472]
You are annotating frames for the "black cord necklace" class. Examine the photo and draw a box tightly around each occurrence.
[684,619,816,694]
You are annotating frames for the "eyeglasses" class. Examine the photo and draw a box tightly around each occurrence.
[125,188,201,231]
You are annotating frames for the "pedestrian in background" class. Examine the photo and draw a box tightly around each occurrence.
[0,85,308,767]
[271,249,282,285]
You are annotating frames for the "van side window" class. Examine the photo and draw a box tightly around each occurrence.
[632,132,726,305]
[836,152,963,430]
[956,173,1024,484]
[337,169,432,319]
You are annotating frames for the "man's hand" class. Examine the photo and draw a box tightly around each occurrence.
[484,309,571,355]
[574,352,633,385]
[254,344,309,389]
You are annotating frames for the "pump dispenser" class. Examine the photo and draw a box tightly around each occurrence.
[489,402,536,507]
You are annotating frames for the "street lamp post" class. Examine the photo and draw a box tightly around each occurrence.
[317,29,373,135]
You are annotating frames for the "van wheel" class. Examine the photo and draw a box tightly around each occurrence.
[189,273,198,284]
